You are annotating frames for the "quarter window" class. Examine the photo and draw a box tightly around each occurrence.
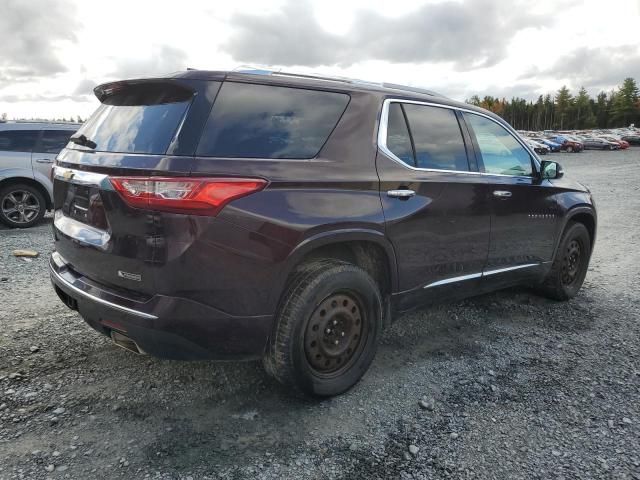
[37,130,74,154]
[464,113,533,176]
[197,83,350,159]
[0,130,39,152]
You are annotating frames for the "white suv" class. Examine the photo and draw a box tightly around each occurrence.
[0,122,78,227]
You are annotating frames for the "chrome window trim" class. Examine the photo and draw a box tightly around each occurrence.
[50,265,157,320]
[377,98,540,178]
[423,263,539,289]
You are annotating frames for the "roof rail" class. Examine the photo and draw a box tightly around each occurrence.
[232,66,444,97]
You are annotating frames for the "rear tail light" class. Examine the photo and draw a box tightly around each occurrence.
[109,177,267,216]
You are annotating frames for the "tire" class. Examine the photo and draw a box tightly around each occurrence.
[538,222,591,300]
[0,183,46,228]
[264,259,382,397]
[566,145,573,153]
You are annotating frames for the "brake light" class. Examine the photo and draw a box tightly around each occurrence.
[109,177,267,216]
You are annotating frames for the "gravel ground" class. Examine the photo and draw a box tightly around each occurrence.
[1,149,639,480]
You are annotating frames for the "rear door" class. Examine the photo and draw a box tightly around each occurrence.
[32,129,74,179]
[376,100,490,309]
[463,111,560,286]
[53,79,218,295]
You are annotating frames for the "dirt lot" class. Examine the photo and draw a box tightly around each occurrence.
[1,149,639,479]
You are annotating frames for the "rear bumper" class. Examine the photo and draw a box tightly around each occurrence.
[49,252,273,361]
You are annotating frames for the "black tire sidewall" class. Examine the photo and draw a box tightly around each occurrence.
[555,223,591,298]
[288,267,382,397]
[0,184,46,228]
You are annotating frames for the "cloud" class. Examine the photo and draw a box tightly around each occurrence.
[0,0,78,79]
[73,79,97,96]
[110,45,188,79]
[539,45,640,91]
[222,0,548,70]
[0,93,89,103]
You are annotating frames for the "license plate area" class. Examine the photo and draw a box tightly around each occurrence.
[60,183,107,229]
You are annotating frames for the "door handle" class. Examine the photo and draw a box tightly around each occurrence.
[387,189,416,199]
[35,158,54,164]
[493,190,512,199]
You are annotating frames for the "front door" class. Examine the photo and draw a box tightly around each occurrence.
[376,100,491,310]
[462,112,560,287]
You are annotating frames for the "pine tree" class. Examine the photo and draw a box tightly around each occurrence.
[555,86,573,130]
[612,78,640,126]
[574,87,595,129]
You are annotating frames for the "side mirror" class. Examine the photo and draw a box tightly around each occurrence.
[541,160,564,179]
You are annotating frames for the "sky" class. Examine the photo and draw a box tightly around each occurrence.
[1,0,639,120]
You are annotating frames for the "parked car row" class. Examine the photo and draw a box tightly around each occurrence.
[518,127,640,154]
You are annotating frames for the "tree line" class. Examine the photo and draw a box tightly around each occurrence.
[466,77,640,131]
[0,113,84,123]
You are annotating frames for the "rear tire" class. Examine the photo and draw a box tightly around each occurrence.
[264,259,382,397]
[0,183,46,228]
[538,222,591,300]
[566,146,573,153]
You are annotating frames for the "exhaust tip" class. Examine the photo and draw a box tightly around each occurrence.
[110,331,145,355]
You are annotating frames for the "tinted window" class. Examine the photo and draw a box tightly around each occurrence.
[386,103,414,166]
[0,130,38,152]
[197,83,350,159]
[37,130,73,153]
[74,82,194,154]
[402,104,469,171]
[464,113,533,176]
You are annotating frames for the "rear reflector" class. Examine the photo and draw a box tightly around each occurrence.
[109,177,266,216]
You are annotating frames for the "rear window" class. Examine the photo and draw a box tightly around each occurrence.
[197,82,350,159]
[0,130,39,152]
[74,82,194,155]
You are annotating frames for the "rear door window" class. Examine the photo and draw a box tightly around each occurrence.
[402,104,469,171]
[197,82,350,159]
[73,82,194,155]
[36,130,74,153]
[385,103,415,166]
[0,130,39,152]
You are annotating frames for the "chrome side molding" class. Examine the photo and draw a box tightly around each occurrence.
[423,263,539,289]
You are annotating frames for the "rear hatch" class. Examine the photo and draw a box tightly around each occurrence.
[53,78,217,295]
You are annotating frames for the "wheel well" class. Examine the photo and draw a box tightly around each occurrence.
[296,241,392,297]
[0,177,52,209]
[570,212,595,248]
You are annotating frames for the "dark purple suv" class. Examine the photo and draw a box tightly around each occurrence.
[50,70,596,396]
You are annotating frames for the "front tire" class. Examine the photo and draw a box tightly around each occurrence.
[0,183,46,228]
[264,260,382,397]
[539,222,591,300]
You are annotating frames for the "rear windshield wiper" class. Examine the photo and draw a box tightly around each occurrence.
[69,134,97,149]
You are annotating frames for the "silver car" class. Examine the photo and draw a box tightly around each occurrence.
[0,122,78,227]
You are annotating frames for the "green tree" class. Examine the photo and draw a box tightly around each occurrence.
[612,77,640,126]
[555,86,573,130]
[573,87,596,129]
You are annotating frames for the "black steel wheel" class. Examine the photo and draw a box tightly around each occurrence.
[304,292,366,376]
[0,183,46,228]
[539,222,591,300]
[264,259,382,397]
[561,239,582,287]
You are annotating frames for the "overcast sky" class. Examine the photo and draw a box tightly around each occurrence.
[1,0,639,119]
